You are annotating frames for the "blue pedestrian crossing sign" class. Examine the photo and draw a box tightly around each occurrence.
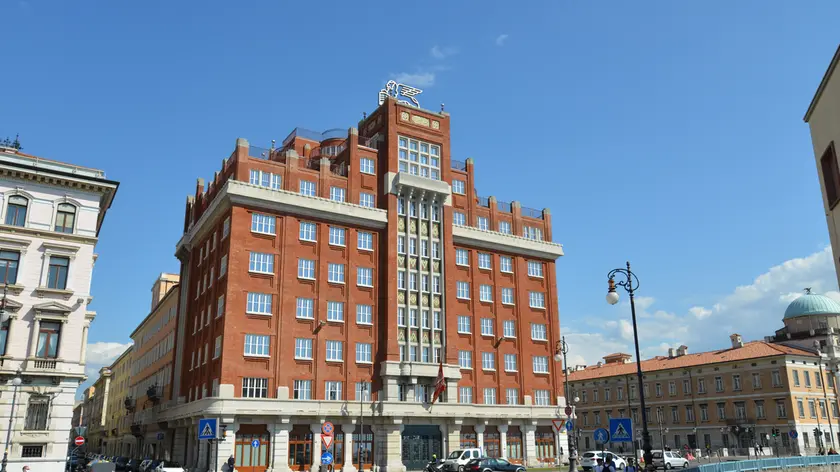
[198,418,217,440]
[609,418,633,443]
[321,452,333,465]
[594,428,610,444]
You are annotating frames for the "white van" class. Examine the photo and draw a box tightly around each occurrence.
[442,449,483,472]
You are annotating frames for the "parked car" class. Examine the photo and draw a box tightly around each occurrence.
[152,461,185,472]
[464,458,526,472]
[580,451,627,471]
[443,449,483,472]
[651,451,689,469]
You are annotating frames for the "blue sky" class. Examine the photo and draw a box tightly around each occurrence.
[2,1,840,386]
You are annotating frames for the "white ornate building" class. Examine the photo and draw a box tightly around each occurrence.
[0,142,118,472]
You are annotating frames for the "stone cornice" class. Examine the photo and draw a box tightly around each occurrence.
[452,224,564,260]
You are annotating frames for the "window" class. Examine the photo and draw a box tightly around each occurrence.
[20,446,43,458]
[756,400,766,419]
[356,343,372,363]
[397,307,406,327]
[327,263,345,284]
[219,255,227,278]
[456,249,469,266]
[793,370,801,387]
[356,382,372,401]
[502,288,514,305]
[822,143,840,207]
[752,372,762,389]
[251,213,276,234]
[531,323,547,341]
[54,203,76,233]
[499,221,511,234]
[655,384,662,397]
[504,354,517,372]
[477,216,489,231]
[817,372,823,388]
[244,334,269,357]
[409,309,418,327]
[479,284,493,302]
[360,157,376,174]
[820,400,828,418]
[249,252,274,274]
[357,267,373,287]
[5,196,27,227]
[529,292,546,309]
[506,388,519,405]
[457,281,470,299]
[669,381,677,396]
[477,253,491,269]
[484,388,497,405]
[327,301,344,322]
[421,274,429,292]
[805,371,812,388]
[535,390,550,406]
[458,350,472,369]
[298,259,315,279]
[683,379,690,394]
[833,402,840,418]
[358,232,373,250]
[481,318,494,336]
[700,404,709,421]
[359,192,375,208]
[249,170,282,189]
[433,311,441,330]
[299,222,316,241]
[457,315,471,334]
[294,338,313,359]
[432,275,441,294]
[398,136,441,180]
[325,381,343,400]
[326,340,343,362]
[408,238,417,256]
[735,402,747,420]
[527,261,544,277]
[330,186,346,202]
[452,179,465,194]
[293,297,313,319]
[715,376,724,392]
[776,400,787,418]
[798,399,805,417]
[523,226,543,241]
[300,180,316,197]
[294,380,312,400]
[397,236,406,255]
[453,212,466,226]
[499,256,513,273]
[502,320,516,338]
[0,251,19,285]
[329,227,346,246]
[482,352,495,371]
[46,256,69,290]
[222,216,231,239]
[533,356,549,374]
[356,304,372,325]
[397,271,405,290]
[460,387,473,404]
[242,378,268,398]
[431,241,440,259]
[717,403,726,420]
[35,322,60,358]
[698,378,706,393]
[24,396,49,430]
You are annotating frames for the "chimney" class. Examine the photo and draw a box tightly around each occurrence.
[730,333,743,349]
[668,348,675,359]
[677,345,688,356]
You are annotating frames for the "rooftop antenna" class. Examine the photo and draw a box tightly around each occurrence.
[440,103,445,112]
[363,112,367,120]
[805,287,812,294]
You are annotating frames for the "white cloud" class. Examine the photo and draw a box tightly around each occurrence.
[496,34,509,46]
[430,46,457,60]
[390,72,435,88]
[565,246,840,365]
[86,341,132,365]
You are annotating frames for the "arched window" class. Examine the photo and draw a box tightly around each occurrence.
[5,195,28,227]
[55,203,76,233]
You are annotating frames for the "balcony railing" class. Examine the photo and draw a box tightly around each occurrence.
[451,160,467,171]
[330,162,348,177]
[497,201,512,213]
[248,145,273,160]
[521,206,543,219]
[477,196,490,208]
[32,359,56,370]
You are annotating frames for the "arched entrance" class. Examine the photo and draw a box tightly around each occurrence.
[234,425,270,472]
[401,425,441,470]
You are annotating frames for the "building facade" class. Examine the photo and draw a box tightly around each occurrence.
[102,347,133,457]
[87,368,111,454]
[0,143,118,472]
[128,274,179,459]
[159,96,567,472]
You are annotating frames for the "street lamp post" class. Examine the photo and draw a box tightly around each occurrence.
[1,369,23,472]
[358,382,367,472]
[815,342,835,451]
[556,337,579,472]
[606,262,654,469]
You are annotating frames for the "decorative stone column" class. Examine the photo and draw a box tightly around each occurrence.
[498,425,508,459]
[474,424,486,453]
[310,423,323,472]
[197,435,209,471]
[447,421,462,456]
[378,422,405,472]
[342,424,356,472]
[523,424,538,468]
[28,317,40,358]
[271,420,293,472]
[173,427,187,465]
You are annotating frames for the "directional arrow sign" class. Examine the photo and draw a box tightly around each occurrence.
[322,435,334,449]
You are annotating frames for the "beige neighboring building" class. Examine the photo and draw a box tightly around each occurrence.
[805,45,840,288]
[128,274,179,460]
[87,369,112,453]
[103,347,133,456]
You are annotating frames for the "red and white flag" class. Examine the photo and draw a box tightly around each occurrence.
[432,362,446,404]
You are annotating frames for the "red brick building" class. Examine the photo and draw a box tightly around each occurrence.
[161,96,566,472]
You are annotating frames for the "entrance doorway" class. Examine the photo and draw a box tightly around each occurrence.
[402,425,442,470]
[234,426,270,472]
[289,426,312,472]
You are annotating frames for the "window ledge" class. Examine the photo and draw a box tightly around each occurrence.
[294,357,313,362]
[358,248,374,253]
[356,361,373,365]
[244,354,270,359]
[246,312,273,317]
[327,319,345,324]
[357,322,373,327]
[327,281,346,286]
[35,287,73,300]
[325,359,344,364]
[0,284,24,295]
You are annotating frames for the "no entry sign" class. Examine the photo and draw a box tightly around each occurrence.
[74,436,85,447]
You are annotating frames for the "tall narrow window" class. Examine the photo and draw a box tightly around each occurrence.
[47,256,69,290]
[5,196,27,227]
[822,142,840,207]
[36,322,61,359]
[0,251,19,285]
[23,396,49,431]
[54,203,76,233]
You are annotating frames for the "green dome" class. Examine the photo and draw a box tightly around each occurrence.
[784,292,840,319]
